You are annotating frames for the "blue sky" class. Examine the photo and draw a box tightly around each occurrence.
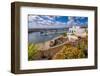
[28,15,88,29]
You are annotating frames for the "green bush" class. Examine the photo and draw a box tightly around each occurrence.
[28,36,88,60]
[62,32,67,37]
[53,44,86,59]
[28,43,38,60]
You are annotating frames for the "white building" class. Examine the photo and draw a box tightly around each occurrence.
[68,25,87,35]
[67,25,87,40]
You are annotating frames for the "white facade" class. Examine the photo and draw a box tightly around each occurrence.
[68,25,87,35]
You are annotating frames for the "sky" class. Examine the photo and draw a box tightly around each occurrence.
[28,15,88,29]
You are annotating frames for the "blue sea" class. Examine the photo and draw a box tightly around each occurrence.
[28,30,67,44]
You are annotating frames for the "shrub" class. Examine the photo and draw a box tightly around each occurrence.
[62,32,67,37]
[28,43,38,60]
[53,45,86,59]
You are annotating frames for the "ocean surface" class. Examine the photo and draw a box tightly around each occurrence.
[28,30,66,44]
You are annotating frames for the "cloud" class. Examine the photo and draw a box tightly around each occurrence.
[28,15,37,21]
[68,16,74,20]
[28,15,67,29]
[67,16,75,27]
[67,16,88,27]
[28,15,88,29]
[42,16,56,20]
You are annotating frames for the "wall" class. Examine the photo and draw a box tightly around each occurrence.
[0,0,100,76]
